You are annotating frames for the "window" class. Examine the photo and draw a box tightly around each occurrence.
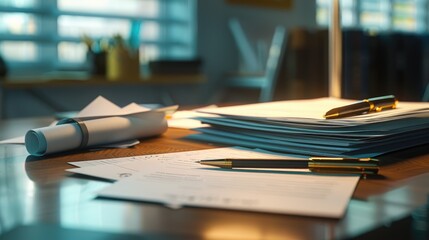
[316,0,427,32]
[0,0,196,76]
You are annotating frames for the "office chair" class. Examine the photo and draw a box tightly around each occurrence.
[224,25,287,102]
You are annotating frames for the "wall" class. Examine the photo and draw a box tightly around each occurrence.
[3,0,317,118]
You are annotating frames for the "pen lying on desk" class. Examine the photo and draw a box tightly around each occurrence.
[197,157,380,175]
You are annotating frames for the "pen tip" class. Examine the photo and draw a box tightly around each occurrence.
[195,161,200,164]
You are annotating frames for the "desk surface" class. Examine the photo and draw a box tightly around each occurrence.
[0,117,428,239]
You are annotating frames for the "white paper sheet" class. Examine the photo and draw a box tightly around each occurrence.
[75,96,151,118]
[0,136,25,144]
[88,147,359,218]
[167,105,217,129]
[67,147,301,180]
[199,97,429,124]
[198,98,356,119]
[0,121,58,145]
[99,168,358,218]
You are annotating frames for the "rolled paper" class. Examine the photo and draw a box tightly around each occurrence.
[25,112,167,156]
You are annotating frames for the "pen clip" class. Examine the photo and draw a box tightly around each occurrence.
[309,157,379,164]
[373,101,398,112]
[309,167,379,176]
[308,157,379,175]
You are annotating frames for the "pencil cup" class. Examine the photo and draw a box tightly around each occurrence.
[87,51,107,76]
[106,47,140,81]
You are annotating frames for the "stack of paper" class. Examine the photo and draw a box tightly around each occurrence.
[187,98,429,158]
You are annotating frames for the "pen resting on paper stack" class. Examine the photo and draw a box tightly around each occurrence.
[189,96,429,158]
[324,95,398,119]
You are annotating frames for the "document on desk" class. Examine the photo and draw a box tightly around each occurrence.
[197,97,429,124]
[69,147,360,218]
[98,171,359,218]
[67,147,303,180]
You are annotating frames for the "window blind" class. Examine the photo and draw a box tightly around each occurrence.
[0,0,196,76]
[317,0,427,32]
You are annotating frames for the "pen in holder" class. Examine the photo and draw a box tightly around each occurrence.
[87,51,107,76]
[82,35,108,76]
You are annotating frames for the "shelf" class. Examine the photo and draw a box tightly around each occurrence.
[2,73,206,89]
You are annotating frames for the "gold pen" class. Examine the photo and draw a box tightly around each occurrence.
[324,95,398,119]
[197,157,379,176]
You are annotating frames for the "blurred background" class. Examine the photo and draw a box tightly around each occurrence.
[0,0,428,118]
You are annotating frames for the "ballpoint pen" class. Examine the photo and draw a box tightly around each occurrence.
[197,157,379,176]
[324,95,398,119]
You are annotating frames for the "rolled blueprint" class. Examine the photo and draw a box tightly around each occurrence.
[25,112,167,156]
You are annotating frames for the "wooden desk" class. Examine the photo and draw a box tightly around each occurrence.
[0,117,428,239]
